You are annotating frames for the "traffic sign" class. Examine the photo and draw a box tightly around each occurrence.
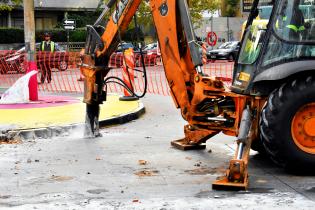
[207,32,217,46]
[63,19,76,31]
[64,25,75,30]
[64,20,75,25]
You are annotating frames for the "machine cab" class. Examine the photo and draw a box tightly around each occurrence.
[232,0,315,95]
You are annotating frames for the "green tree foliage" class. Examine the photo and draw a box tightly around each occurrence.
[54,0,104,29]
[189,0,220,26]
[123,26,144,42]
[0,28,87,43]
[101,0,149,41]
[131,0,221,27]
[221,0,240,17]
[0,28,24,43]
[134,1,151,28]
[0,0,22,12]
[98,0,221,42]
[65,11,101,28]
[103,0,220,27]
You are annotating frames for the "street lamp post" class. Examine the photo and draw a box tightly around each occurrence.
[23,0,38,101]
[227,16,230,42]
[210,15,213,50]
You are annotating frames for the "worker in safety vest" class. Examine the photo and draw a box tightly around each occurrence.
[275,0,306,57]
[39,32,55,84]
[278,0,305,40]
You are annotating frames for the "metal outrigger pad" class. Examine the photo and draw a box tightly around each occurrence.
[212,159,249,191]
[171,139,206,151]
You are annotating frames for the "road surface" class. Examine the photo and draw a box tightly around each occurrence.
[0,94,314,209]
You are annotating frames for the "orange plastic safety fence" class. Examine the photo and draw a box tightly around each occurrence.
[0,51,234,96]
[0,50,27,87]
[203,60,234,85]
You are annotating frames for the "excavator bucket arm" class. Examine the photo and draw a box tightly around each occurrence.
[80,0,266,190]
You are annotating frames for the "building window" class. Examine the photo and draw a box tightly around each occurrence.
[13,18,24,28]
[0,16,8,27]
[36,17,56,30]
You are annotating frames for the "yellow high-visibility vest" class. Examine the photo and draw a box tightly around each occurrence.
[41,41,55,52]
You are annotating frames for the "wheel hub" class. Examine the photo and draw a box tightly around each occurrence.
[304,118,315,137]
[291,103,315,154]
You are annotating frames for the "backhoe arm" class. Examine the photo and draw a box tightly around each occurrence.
[80,0,259,190]
[80,0,142,136]
[149,0,224,147]
[81,0,221,144]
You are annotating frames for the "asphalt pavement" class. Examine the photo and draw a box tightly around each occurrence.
[0,94,314,209]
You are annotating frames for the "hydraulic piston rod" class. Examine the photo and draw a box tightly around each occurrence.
[212,106,253,190]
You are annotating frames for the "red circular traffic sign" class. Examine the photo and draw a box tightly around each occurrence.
[207,32,217,46]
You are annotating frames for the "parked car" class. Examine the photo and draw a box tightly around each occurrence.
[136,42,162,66]
[142,42,158,54]
[207,41,240,61]
[0,43,69,74]
[0,50,26,74]
[110,42,162,67]
[116,42,136,53]
[37,47,69,72]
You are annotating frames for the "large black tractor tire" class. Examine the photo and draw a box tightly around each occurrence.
[260,76,315,172]
[251,137,266,155]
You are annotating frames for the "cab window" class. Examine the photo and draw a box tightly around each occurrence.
[274,0,315,42]
[238,1,273,65]
[262,0,315,66]
[238,23,267,64]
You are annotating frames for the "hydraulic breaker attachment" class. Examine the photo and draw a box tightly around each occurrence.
[85,103,100,138]
[80,23,108,138]
[212,106,253,190]
[171,125,219,150]
[80,54,106,138]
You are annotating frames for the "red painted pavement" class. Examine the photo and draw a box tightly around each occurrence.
[0,95,79,109]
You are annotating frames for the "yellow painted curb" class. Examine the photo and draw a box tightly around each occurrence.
[0,95,140,130]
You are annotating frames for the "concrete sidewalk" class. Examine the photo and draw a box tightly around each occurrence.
[0,94,145,140]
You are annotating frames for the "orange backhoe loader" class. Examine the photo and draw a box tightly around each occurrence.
[79,0,315,190]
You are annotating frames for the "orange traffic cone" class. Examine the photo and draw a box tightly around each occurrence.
[119,48,138,101]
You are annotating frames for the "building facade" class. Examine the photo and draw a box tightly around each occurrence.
[0,0,101,29]
[195,17,247,48]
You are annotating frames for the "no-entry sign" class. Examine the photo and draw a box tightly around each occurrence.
[207,32,217,46]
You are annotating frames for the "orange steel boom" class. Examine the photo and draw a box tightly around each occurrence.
[80,0,265,190]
